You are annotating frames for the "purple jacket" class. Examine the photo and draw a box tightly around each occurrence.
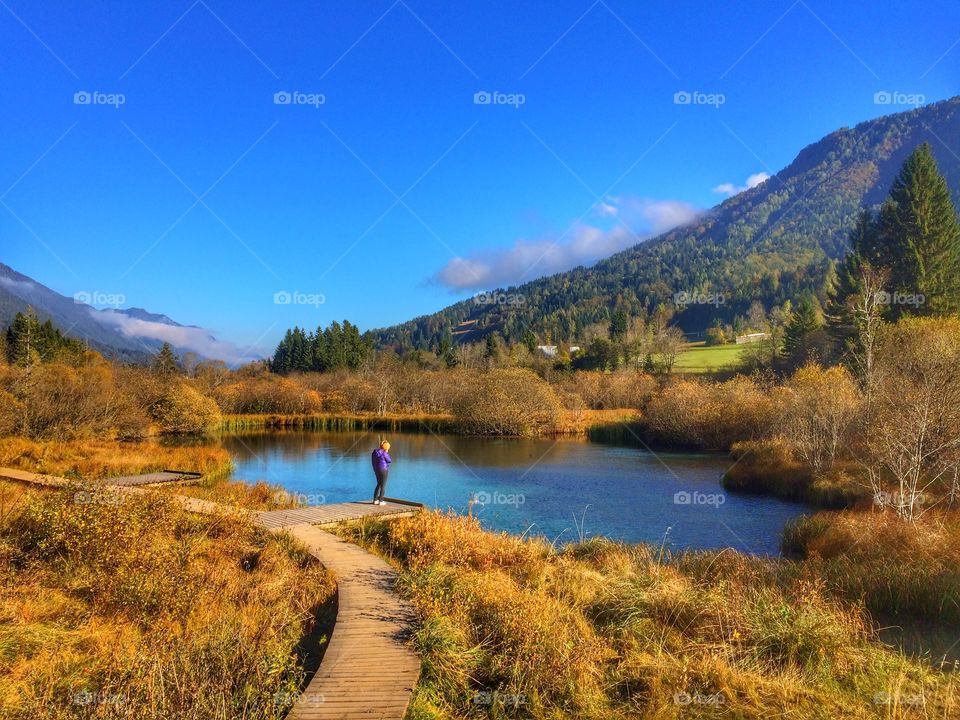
[371,448,392,472]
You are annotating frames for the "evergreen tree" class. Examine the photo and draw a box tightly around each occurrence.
[609,309,628,341]
[875,143,960,315]
[6,309,84,366]
[782,296,821,364]
[153,342,179,374]
[6,309,41,366]
[828,210,876,343]
[438,329,457,368]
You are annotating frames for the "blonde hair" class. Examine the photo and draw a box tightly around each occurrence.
[380,440,390,450]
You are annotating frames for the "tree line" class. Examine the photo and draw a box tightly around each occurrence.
[269,320,370,374]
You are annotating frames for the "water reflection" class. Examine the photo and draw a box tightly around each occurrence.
[217,429,810,556]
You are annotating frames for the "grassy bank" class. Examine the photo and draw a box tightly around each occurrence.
[722,439,870,508]
[337,511,958,719]
[783,511,960,629]
[220,412,456,434]
[0,480,335,719]
[0,437,233,482]
[220,409,640,438]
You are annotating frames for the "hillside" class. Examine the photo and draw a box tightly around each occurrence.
[0,263,219,363]
[373,96,960,350]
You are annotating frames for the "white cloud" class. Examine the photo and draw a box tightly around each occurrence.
[712,171,770,197]
[94,310,262,366]
[433,196,700,291]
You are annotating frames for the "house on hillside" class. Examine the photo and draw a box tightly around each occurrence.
[735,332,768,344]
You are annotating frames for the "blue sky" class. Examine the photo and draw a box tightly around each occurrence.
[1,0,958,359]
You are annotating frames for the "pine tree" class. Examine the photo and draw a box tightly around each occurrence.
[6,309,40,366]
[875,143,960,315]
[153,342,179,374]
[828,210,876,342]
[438,329,457,368]
[782,296,821,361]
[609,309,628,341]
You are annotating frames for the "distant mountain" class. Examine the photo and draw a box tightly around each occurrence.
[0,263,246,364]
[373,96,960,350]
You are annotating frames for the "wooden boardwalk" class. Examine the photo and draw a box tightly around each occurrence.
[0,467,423,720]
[277,523,420,719]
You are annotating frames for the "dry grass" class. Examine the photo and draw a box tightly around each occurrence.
[0,480,334,719]
[783,510,960,625]
[159,478,305,511]
[0,437,232,482]
[338,511,959,720]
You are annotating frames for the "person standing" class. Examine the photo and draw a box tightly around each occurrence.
[371,440,392,505]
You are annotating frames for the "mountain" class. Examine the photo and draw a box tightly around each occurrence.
[372,97,960,350]
[0,263,244,364]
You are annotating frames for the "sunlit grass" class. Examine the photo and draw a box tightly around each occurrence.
[338,511,959,719]
[0,480,334,719]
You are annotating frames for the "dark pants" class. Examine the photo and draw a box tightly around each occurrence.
[373,468,389,501]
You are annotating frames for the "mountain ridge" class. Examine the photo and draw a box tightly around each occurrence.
[371,96,960,350]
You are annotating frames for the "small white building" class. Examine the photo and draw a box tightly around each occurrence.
[735,332,769,345]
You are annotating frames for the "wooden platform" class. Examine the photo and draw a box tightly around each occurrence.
[0,466,423,720]
[256,499,422,530]
[107,469,202,486]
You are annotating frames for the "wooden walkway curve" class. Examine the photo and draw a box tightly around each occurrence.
[0,468,422,720]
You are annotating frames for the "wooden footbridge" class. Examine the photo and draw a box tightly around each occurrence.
[0,468,423,720]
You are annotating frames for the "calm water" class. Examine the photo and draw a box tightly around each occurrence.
[221,430,811,556]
